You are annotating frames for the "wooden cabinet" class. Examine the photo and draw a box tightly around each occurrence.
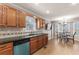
[30,34,48,54]
[36,18,39,29]
[40,19,45,28]
[0,4,34,28]
[30,37,38,54]
[2,5,7,27]
[39,19,42,28]
[0,4,3,26]
[1,4,26,28]
[36,17,45,29]
[17,11,26,27]
[43,35,48,46]
[42,20,45,28]
[6,6,17,27]
[36,18,42,29]
[0,4,17,27]
[37,36,43,49]
[0,42,13,55]
[0,4,7,27]
[0,48,13,55]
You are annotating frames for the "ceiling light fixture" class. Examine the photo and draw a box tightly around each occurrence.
[71,3,78,5]
[46,10,50,14]
[34,3,39,6]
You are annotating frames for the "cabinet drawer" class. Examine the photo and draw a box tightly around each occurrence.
[0,47,13,55]
[0,42,13,51]
[30,37,37,41]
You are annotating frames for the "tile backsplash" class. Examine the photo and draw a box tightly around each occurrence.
[0,27,44,38]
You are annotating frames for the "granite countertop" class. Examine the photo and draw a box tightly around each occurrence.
[0,33,48,44]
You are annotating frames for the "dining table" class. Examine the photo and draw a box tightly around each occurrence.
[57,32,75,43]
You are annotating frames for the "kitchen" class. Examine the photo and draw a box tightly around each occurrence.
[0,3,79,55]
[0,3,48,55]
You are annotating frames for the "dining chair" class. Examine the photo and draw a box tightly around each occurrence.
[67,32,76,44]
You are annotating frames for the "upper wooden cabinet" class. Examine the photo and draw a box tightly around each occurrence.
[36,18,39,29]
[0,4,3,27]
[6,6,17,27]
[2,5,7,27]
[36,17,45,29]
[40,19,43,28]
[0,4,7,27]
[0,4,45,28]
[17,10,26,27]
[42,19,45,28]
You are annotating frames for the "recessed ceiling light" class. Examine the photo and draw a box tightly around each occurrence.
[34,3,39,6]
[46,10,50,14]
[71,3,78,5]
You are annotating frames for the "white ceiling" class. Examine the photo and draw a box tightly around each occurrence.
[8,3,79,22]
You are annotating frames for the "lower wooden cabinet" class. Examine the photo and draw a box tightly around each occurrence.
[37,36,43,49]
[0,48,13,55]
[30,37,38,54]
[30,34,48,54]
[43,35,48,46]
[0,42,13,55]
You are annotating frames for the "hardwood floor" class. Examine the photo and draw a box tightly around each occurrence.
[33,39,79,55]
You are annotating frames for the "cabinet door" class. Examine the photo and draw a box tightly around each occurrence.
[0,42,13,55]
[44,35,48,45]
[2,5,7,27]
[36,18,44,29]
[38,36,43,48]
[36,18,38,29]
[41,19,43,28]
[39,19,41,28]
[30,38,38,54]
[7,7,17,27]
[0,4,3,26]
[18,11,25,27]
[42,20,45,28]
[36,18,41,29]
[0,48,13,55]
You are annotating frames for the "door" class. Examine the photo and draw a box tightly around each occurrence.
[7,6,17,27]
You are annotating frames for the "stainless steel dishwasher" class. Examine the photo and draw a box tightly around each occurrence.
[13,38,30,55]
